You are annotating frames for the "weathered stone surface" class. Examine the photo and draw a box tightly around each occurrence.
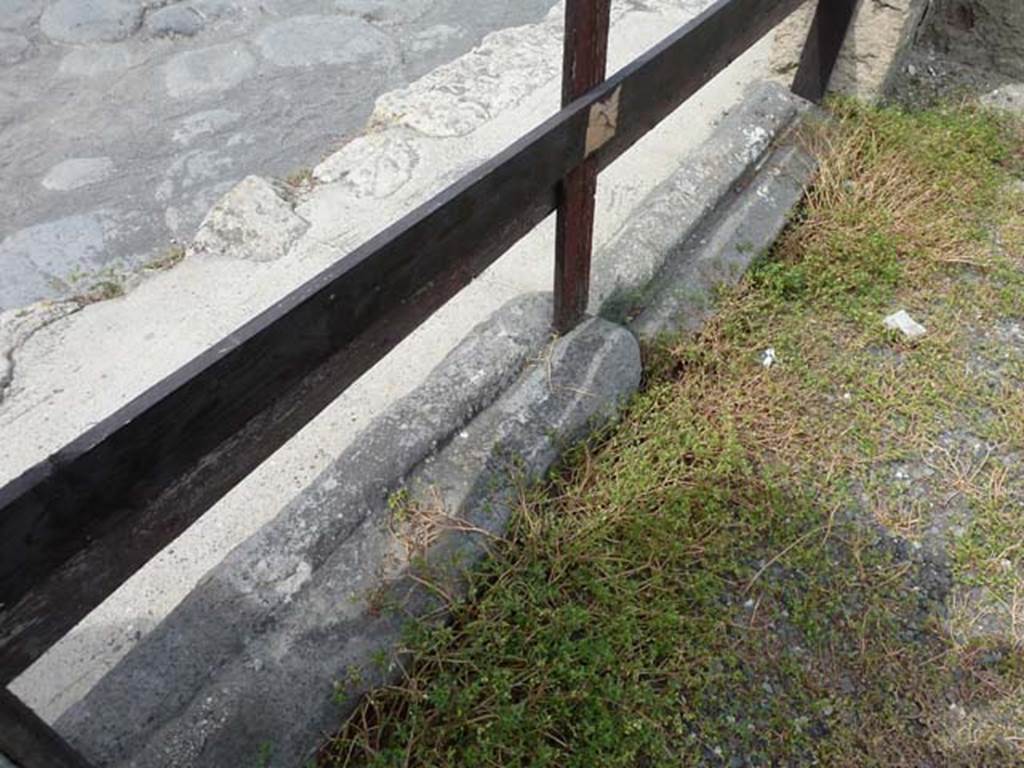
[254,15,393,68]
[920,0,1024,79]
[145,4,204,38]
[163,43,256,98]
[0,0,45,30]
[408,23,464,55]
[771,0,929,101]
[171,108,241,145]
[57,44,146,76]
[0,214,108,310]
[190,175,309,262]
[313,131,418,197]
[0,30,28,64]
[3,0,561,314]
[41,157,114,191]
[40,0,144,44]
[187,0,239,19]
[333,0,431,24]
[371,9,561,137]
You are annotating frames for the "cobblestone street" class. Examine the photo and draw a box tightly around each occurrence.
[0,0,557,310]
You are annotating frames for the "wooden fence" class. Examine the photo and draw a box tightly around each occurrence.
[0,0,856,763]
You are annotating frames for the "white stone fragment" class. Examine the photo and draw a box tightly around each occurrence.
[883,309,927,340]
[191,176,309,263]
[761,347,776,369]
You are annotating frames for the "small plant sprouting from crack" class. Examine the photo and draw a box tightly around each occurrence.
[146,244,186,272]
[285,167,315,191]
[78,279,126,304]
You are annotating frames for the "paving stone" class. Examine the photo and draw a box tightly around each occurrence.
[57,44,147,77]
[0,31,29,64]
[186,0,241,20]
[0,214,108,309]
[40,0,144,44]
[145,5,204,38]
[41,157,115,191]
[163,43,256,98]
[171,108,241,145]
[254,14,393,68]
[0,0,45,30]
[333,0,431,24]
[408,24,464,55]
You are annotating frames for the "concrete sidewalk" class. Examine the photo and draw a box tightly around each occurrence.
[4,0,793,724]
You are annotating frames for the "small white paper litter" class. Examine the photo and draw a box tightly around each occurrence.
[761,348,776,369]
[883,310,927,340]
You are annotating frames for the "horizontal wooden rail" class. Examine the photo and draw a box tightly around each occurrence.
[0,0,808,685]
[0,690,91,768]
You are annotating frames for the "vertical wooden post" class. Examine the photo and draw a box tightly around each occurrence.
[553,0,612,334]
[0,688,94,768]
[791,0,859,103]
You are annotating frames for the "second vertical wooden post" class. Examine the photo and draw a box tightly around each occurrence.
[553,0,611,334]
[791,0,859,103]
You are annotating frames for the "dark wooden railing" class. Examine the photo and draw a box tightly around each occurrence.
[0,0,854,764]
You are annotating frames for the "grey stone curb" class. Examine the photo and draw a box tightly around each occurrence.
[61,307,641,768]
[57,291,556,765]
[54,83,817,768]
[592,80,809,321]
[633,126,819,339]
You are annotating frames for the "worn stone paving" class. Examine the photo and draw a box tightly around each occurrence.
[0,0,559,311]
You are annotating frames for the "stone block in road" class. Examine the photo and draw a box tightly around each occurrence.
[40,0,144,44]
[57,44,146,77]
[145,4,205,38]
[0,0,45,30]
[41,157,115,192]
[163,43,257,98]
[0,213,109,311]
[334,0,431,25]
[0,30,29,64]
[254,15,394,69]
